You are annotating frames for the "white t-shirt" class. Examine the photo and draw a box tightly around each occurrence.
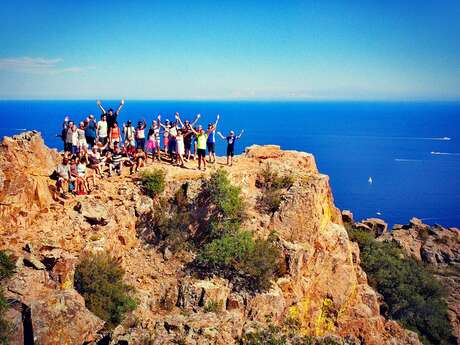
[98,120,108,137]
[71,130,78,146]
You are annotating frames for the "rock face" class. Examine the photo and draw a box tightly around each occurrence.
[378,219,460,344]
[0,132,420,344]
[0,131,58,232]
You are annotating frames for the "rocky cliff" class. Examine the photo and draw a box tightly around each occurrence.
[380,218,460,344]
[0,132,420,345]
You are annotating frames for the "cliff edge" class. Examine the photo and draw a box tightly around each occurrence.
[0,132,420,345]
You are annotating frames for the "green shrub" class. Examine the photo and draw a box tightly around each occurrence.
[0,251,15,281]
[198,231,254,266]
[198,232,281,291]
[256,164,294,214]
[0,251,15,345]
[75,253,137,328]
[257,164,294,190]
[196,169,246,239]
[203,299,223,313]
[347,227,453,345]
[241,324,343,345]
[140,169,166,198]
[141,185,193,253]
[257,189,283,214]
[239,239,281,291]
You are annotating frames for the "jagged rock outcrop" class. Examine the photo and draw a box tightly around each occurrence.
[377,219,460,344]
[0,132,420,344]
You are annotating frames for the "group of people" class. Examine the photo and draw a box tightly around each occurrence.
[54,99,244,197]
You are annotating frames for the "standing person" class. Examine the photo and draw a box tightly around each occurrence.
[109,122,122,149]
[189,124,213,171]
[123,120,135,148]
[85,115,97,149]
[176,115,197,167]
[96,98,125,129]
[217,130,244,166]
[64,121,75,153]
[206,114,220,163]
[183,113,201,161]
[167,114,180,160]
[135,119,147,150]
[70,123,79,155]
[97,114,109,146]
[77,122,88,153]
[158,116,171,153]
[60,116,71,151]
[147,119,161,161]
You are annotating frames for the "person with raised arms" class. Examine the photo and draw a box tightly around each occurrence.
[175,114,197,167]
[182,113,201,161]
[188,122,214,171]
[206,114,220,163]
[96,98,125,129]
[217,129,244,166]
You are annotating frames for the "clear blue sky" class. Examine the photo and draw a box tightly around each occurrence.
[0,1,459,100]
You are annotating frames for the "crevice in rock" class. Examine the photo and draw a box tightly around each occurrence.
[22,303,34,345]
[96,333,111,345]
[41,257,57,271]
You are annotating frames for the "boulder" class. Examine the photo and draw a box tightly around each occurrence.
[341,210,354,224]
[76,199,109,225]
[361,218,388,237]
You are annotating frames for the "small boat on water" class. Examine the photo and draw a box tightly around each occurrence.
[368,177,373,184]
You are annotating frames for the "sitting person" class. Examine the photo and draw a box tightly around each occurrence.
[130,147,147,174]
[76,157,90,195]
[69,156,80,193]
[108,145,125,176]
[55,158,71,197]
[88,147,103,177]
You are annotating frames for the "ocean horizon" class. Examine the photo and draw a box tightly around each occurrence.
[1,100,459,227]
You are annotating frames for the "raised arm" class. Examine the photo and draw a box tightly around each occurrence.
[116,98,125,115]
[176,114,185,128]
[214,114,220,128]
[190,113,201,126]
[237,129,244,139]
[217,131,226,140]
[96,100,106,114]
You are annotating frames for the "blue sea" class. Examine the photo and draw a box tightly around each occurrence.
[1,100,459,227]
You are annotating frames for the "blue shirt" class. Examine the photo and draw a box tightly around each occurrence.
[207,130,216,143]
[85,120,97,138]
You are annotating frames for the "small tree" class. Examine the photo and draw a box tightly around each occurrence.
[256,164,294,214]
[198,231,281,292]
[196,169,246,239]
[140,169,166,198]
[75,253,136,329]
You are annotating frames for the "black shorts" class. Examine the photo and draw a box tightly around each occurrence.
[86,136,96,147]
[197,148,206,159]
[227,146,234,157]
[99,136,108,145]
[64,142,73,152]
[184,141,191,152]
[207,142,215,153]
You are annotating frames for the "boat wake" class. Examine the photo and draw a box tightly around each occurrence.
[394,158,423,162]
[430,151,460,156]
[0,127,27,131]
